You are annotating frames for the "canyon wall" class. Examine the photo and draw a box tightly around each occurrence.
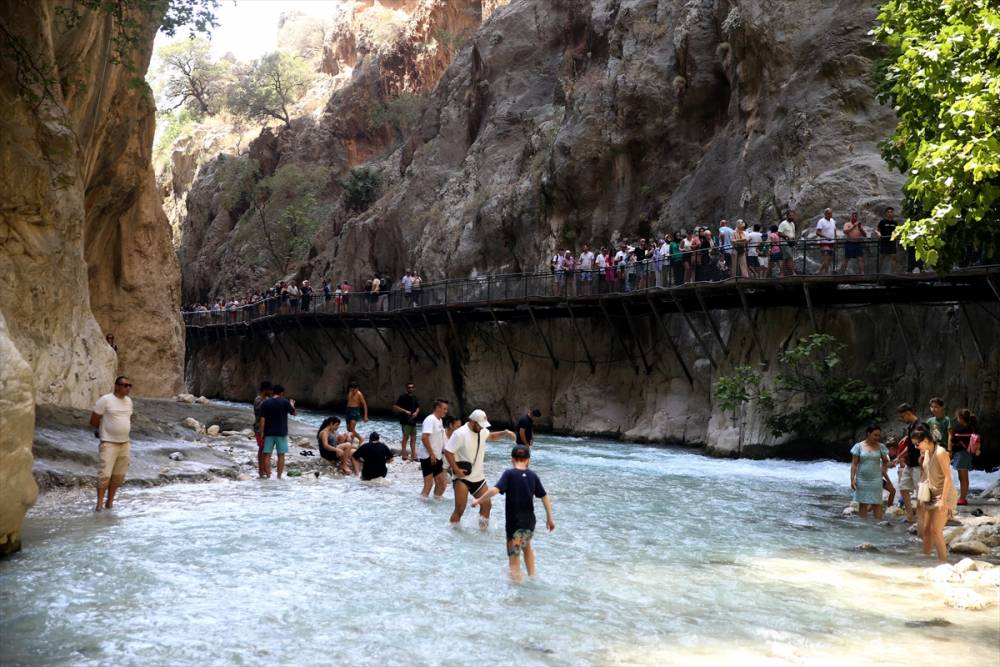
[0,2,182,551]
[186,303,1000,462]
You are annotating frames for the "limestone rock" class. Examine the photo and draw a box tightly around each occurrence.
[169,452,184,461]
[944,589,993,611]
[922,564,962,584]
[206,425,221,436]
[979,568,1000,588]
[950,541,991,556]
[221,430,243,437]
[296,437,313,448]
[195,396,210,405]
[182,417,203,432]
[177,393,196,404]
[0,314,39,555]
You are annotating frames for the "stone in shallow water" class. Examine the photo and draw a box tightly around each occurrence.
[904,618,952,628]
[922,564,962,583]
[168,452,184,461]
[944,589,993,611]
[854,543,879,552]
[206,425,221,436]
[950,540,990,556]
[181,417,203,432]
[176,393,195,403]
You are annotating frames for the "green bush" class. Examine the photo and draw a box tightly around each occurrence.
[342,167,381,213]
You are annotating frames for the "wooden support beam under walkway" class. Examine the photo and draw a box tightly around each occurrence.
[671,292,717,370]
[565,302,596,374]
[620,301,653,375]
[528,306,559,371]
[489,307,519,372]
[646,295,694,387]
[599,300,639,375]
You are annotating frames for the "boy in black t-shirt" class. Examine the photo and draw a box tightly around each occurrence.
[473,445,555,583]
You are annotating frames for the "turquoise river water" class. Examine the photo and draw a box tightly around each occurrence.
[1,413,998,666]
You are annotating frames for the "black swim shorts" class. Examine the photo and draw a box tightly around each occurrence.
[453,477,487,496]
[419,457,444,477]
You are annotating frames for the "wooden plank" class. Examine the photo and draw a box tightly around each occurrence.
[620,301,653,375]
[646,295,694,386]
[402,315,438,366]
[960,303,986,364]
[890,303,919,379]
[599,299,639,375]
[528,306,559,370]
[736,284,767,361]
[670,291,717,370]
[565,302,596,374]
[313,316,351,364]
[489,306,519,372]
[694,287,728,355]
[802,283,819,334]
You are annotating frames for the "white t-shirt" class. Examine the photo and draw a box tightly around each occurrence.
[595,254,607,269]
[402,275,413,292]
[747,231,762,257]
[579,251,595,271]
[778,220,796,240]
[94,393,133,443]
[444,423,489,482]
[815,217,837,244]
[421,413,445,458]
[614,250,626,263]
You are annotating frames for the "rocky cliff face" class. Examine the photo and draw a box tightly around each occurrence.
[185,303,999,463]
[170,0,493,303]
[0,2,183,550]
[318,0,903,282]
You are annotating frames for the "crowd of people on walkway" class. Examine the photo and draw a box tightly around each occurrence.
[849,398,982,562]
[251,380,554,582]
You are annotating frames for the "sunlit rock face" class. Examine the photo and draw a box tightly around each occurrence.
[320,0,903,282]
[0,2,182,547]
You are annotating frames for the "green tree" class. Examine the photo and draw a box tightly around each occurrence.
[370,92,427,142]
[218,159,330,273]
[713,334,879,447]
[873,0,1000,266]
[156,36,229,115]
[342,166,382,212]
[227,51,313,127]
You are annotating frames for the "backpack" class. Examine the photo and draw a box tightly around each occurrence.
[969,433,981,456]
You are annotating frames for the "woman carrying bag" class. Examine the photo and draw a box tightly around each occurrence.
[912,424,957,562]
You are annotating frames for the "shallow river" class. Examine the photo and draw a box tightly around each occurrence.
[2,413,998,666]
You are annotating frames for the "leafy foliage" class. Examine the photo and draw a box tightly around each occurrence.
[2,0,217,107]
[873,0,1000,266]
[713,334,880,446]
[342,167,382,213]
[219,158,330,273]
[226,52,313,127]
[154,107,195,156]
[370,93,428,141]
[156,36,229,115]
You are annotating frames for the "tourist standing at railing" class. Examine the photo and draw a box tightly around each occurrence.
[840,211,866,275]
[733,220,750,278]
[718,220,734,276]
[748,224,764,278]
[778,211,797,276]
[563,250,576,297]
[288,281,301,312]
[670,232,684,286]
[815,209,837,275]
[697,228,713,281]
[578,244,595,296]
[596,246,608,293]
[340,280,352,313]
[412,271,423,305]
[301,280,314,312]
[877,207,899,273]
[652,240,665,287]
[402,270,414,306]
[323,279,332,304]
[371,275,382,311]
[683,230,696,283]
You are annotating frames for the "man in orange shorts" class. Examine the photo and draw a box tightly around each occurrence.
[90,376,134,511]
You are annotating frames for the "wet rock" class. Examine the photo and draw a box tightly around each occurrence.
[206,425,221,436]
[296,437,312,448]
[953,558,994,574]
[854,543,879,552]
[951,541,990,556]
[922,564,962,583]
[176,393,196,404]
[944,589,993,611]
[181,417,203,432]
[221,430,242,437]
[195,396,210,405]
[904,618,952,628]
[168,452,184,461]
[842,504,858,517]
[979,569,1000,588]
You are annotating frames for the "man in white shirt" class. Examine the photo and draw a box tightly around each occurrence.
[443,409,515,528]
[578,244,595,295]
[815,208,837,275]
[419,399,449,498]
[777,211,798,276]
[90,376,134,512]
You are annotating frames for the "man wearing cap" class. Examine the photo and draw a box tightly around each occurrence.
[443,409,515,528]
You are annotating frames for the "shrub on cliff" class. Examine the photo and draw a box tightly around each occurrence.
[873,0,1000,266]
[342,167,382,213]
[713,334,879,448]
[226,51,313,127]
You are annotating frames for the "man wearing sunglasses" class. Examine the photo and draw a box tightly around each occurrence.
[90,376,134,511]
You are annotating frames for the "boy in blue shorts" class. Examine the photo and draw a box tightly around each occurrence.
[473,445,555,582]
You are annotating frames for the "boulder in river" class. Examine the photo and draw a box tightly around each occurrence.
[176,393,196,404]
[195,396,210,405]
[922,564,963,583]
[169,452,184,461]
[206,425,221,436]
[944,588,993,611]
[182,417,203,432]
[953,557,994,574]
[950,541,990,556]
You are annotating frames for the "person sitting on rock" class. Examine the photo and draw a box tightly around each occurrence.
[317,416,359,475]
[352,432,393,482]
